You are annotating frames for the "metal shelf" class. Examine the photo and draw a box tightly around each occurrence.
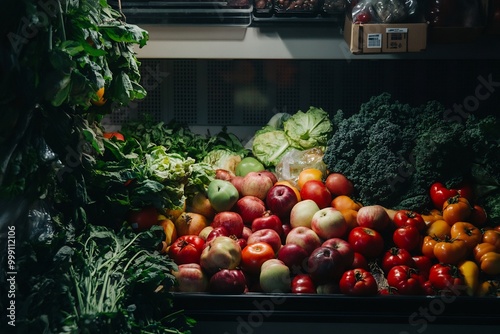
[135,24,500,59]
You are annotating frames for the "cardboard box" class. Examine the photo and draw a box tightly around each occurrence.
[344,16,428,54]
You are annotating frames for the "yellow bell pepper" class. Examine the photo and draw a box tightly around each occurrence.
[458,260,479,296]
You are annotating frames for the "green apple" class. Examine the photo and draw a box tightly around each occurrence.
[235,157,265,177]
[259,259,291,293]
[207,179,240,212]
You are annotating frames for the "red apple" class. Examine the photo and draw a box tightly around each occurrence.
[266,184,299,221]
[289,199,320,229]
[204,226,229,246]
[236,237,247,250]
[307,246,345,285]
[211,211,244,238]
[356,205,391,232]
[322,237,355,267]
[234,195,267,225]
[310,207,347,240]
[172,263,209,292]
[247,228,282,254]
[282,223,292,239]
[230,175,245,197]
[259,170,278,185]
[241,226,252,240]
[277,243,309,275]
[251,211,283,236]
[285,226,322,255]
[325,172,354,196]
[209,269,247,294]
[241,171,274,200]
[215,168,235,181]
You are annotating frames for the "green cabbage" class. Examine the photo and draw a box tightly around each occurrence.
[283,107,333,150]
[202,149,242,174]
[252,130,293,168]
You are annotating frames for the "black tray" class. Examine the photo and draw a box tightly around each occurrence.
[172,293,500,325]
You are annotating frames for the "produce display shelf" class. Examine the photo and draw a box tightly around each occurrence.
[172,293,500,324]
[252,12,344,24]
[109,1,253,26]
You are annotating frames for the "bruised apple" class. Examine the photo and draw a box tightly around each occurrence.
[259,259,291,293]
[172,263,209,292]
[200,236,242,275]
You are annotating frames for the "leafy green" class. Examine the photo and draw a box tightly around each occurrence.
[251,108,333,168]
[202,149,243,174]
[252,130,294,168]
[15,222,192,334]
[283,107,333,150]
[121,118,248,162]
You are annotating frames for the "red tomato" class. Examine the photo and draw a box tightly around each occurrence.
[381,247,416,274]
[387,265,424,295]
[299,180,332,209]
[428,263,465,295]
[350,252,369,270]
[429,182,458,210]
[127,206,158,232]
[393,210,426,232]
[412,255,434,280]
[168,235,205,265]
[240,242,276,274]
[469,204,488,227]
[347,227,384,259]
[339,268,378,296]
[291,274,316,294]
[393,225,422,252]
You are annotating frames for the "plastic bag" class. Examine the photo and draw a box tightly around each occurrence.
[28,200,55,243]
[275,147,327,186]
[350,0,419,23]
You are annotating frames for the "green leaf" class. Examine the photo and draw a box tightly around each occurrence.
[50,75,72,106]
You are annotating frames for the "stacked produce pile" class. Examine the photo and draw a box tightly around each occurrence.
[101,96,500,297]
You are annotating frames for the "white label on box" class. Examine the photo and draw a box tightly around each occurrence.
[386,28,408,33]
[366,33,382,48]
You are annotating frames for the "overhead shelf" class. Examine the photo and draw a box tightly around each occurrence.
[135,24,500,60]
[110,1,253,26]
